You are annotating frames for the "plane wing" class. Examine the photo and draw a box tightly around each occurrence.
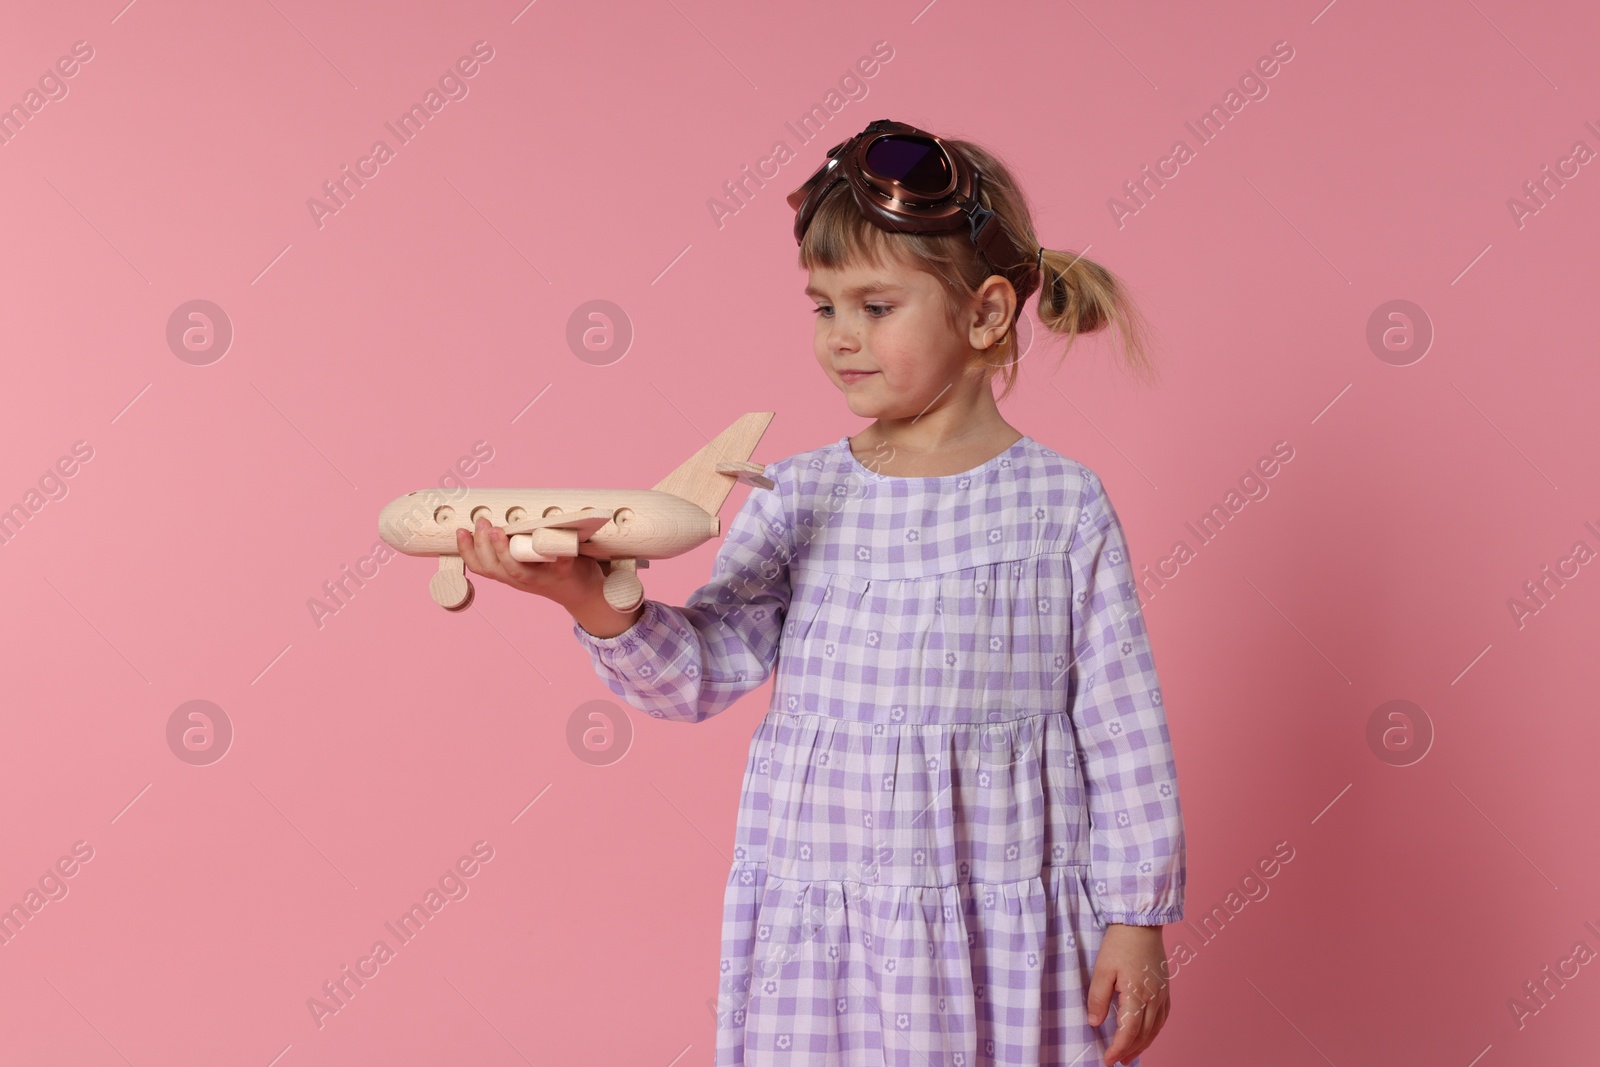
[500,510,615,538]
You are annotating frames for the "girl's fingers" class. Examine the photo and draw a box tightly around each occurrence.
[459,521,505,581]
[1085,965,1114,1028]
[1101,978,1149,1065]
[1124,996,1162,1062]
[489,524,542,584]
[456,527,485,574]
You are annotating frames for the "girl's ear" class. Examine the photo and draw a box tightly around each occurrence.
[968,275,1019,349]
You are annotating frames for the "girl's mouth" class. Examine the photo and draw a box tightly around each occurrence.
[839,371,878,384]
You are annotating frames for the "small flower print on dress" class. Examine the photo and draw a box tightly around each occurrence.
[988,529,1003,543]
[867,631,879,646]
[1108,721,1123,735]
[836,997,848,1013]
[885,959,896,973]
[818,753,830,766]
[1052,843,1066,861]
[1121,641,1133,655]
[799,844,812,860]
[758,925,770,940]
[958,477,971,489]
[824,642,835,657]
[1006,844,1019,860]
[976,580,988,595]
[1034,507,1046,519]
[1159,783,1172,797]
[1038,598,1050,613]
[1027,951,1039,967]
[896,1013,910,1029]
[906,529,919,541]
[777,1035,791,1049]
[1116,811,1131,827]
[989,636,1004,651]
[856,547,871,561]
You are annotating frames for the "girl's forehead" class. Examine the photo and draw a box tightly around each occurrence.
[806,259,933,293]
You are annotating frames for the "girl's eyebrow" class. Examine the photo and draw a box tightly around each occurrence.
[805,281,904,300]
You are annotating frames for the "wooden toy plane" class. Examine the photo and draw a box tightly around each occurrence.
[377,411,775,614]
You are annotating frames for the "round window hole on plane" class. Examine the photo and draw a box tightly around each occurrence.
[505,506,527,524]
[470,506,492,523]
[434,505,455,524]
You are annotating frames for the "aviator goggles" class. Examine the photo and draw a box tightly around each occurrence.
[786,118,1042,289]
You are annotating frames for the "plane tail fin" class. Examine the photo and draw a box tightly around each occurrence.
[651,411,776,517]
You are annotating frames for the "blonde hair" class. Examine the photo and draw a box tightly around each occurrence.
[797,133,1157,399]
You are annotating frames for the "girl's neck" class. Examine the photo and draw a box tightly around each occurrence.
[849,417,1024,479]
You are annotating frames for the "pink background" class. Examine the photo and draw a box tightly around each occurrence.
[3,0,1598,1063]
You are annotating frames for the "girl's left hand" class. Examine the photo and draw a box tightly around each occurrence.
[1086,922,1172,1065]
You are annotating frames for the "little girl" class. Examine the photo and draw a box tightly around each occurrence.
[456,119,1186,1067]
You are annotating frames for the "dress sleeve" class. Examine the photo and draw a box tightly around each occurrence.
[570,471,793,724]
[1066,469,1186,926]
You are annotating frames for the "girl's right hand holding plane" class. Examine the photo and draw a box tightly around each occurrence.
[455,516,643,638]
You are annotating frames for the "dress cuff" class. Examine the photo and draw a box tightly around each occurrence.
[1098,908,1184,927]
[571,599,668,662]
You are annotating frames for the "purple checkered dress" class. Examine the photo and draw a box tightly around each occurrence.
[573,435,1186,1066]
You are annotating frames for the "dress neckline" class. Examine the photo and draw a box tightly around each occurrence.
[838,433,1032,484]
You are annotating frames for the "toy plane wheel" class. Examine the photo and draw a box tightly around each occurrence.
[430,555,474,611]
[602,558,644,614]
